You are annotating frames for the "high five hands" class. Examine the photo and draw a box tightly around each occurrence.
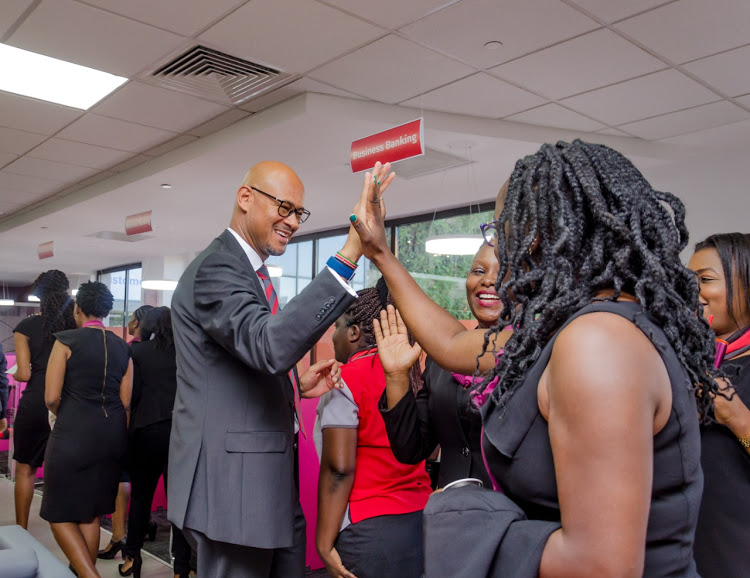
[349,161,395,261]
[373,305,422,377]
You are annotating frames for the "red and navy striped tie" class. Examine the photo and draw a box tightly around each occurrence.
[257,265,304,436]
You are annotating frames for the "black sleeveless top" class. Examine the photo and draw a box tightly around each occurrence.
[482,301,702,577]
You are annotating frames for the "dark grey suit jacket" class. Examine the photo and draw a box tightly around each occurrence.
[168,229,355,549]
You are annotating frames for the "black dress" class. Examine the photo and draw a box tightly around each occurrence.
[481,301,703,576]
[379,358,491,488]
[694,354,750,578]
[13,316,53,467]
[40,326,131,523]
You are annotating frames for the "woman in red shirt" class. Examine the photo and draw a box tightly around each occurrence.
[315,282,431,578]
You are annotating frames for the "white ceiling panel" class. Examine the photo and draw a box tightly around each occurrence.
[504,103,606,132]
[0,92,82,135]
[736,95,750,108]
[683,45,750,98]
[287,77,366,99]
[108,155,151,173]
[400,73,546,118]
[0,187,49,205]
[0,153,18,168]
[144,135,199,157]
[0,0,33,36]
[239,85,304,114]
[400,0,599,69]
[188,109,252,138]
[490,29,666,100]
[310,35,474,104]
[3,156,99,182]
[80,0,246,36]
[562,69,719,126]
[200,0,384,74]
[26,138,134,170]
[619,101,750,140]
[0,172,60,195]
[0,127,48,156]
[595,128,633,137]
[0,199,26,215]
[8,0,185,77]
[566,0,673,24]
[615,0,750,64]
[57,114,177,153]
[660,118,750,150]
[320,0,458,29]
[92,82,230,133]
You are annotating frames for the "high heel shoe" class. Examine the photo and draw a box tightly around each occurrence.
[97,537,125,559]
[145,519,157,541]
[118,555,142,578]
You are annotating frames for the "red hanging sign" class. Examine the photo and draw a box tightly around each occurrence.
[350,118,424,173]
[125,210,153,236]
[38,241,54,260]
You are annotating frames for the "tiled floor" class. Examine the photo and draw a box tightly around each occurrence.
[0,477,176,577]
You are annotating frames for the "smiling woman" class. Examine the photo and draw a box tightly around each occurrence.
[689,233,750,578]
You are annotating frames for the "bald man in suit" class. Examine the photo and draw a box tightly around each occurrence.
[169,161,393,577]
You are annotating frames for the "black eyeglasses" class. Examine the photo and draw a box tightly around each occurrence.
[248,186,311,223]
[479,220,499,247]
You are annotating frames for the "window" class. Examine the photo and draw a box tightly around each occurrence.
[98,263,142,338]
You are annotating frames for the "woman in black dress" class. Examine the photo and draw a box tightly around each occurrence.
[353,143,719,576]
[119,307,193,578]
[12,269,75,529]
[42,281,133,577]
[379,243,500,488]
[689,233,750,578]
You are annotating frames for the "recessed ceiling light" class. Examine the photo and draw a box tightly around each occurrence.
[0,299,15,307]
[28,295,40,302]
[160,184,172,189]
[484,41,503,50]
[0,43,127,109]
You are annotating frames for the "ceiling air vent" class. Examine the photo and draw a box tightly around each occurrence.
[150,46,294,106]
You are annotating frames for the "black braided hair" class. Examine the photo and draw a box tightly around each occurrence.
[76,281,114,319]
[346,277,423,393]
[694,233,750,330]
[131,304,154,324]
[31,270,76,342]
[481,139,718,424]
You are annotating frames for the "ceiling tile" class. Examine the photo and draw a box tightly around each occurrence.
[26,138,134,170]
[287,78,366,99]
[561,69,719,125]
[310,35,474,104]
[0,199,26,216]
[596,128,633,137]
[200,0,384,73]
[0,172,61,195]
[735,94,750,108]
[0,126,48,156]
[504,103,606,132]
[566,0,673,23]
[400,0,599,68]
[490,29,666,100]
[144,134,199,157]
[239,85,304,114]
[0,153,18,168]
[320,0,457,29]
[0,92,82,135]
[0,0,33,36]
[619,101,750,140]
[79,0,245,36]
[615,0,750,64]
[7,0,185,77]
[92,82,230,133]
[0,186,50,204]
[109,155,151,173]
[187,109,251,138]
[683,45,750,97]
[400,73,546,118]
[3,156,99,183]
[660,118,750,150]
[56,114,177,153]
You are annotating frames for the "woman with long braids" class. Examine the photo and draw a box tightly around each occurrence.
[43,281,133,577]
[315,281,431,578]
[689,233,750,578]
[12,269,76,529]
[352,140,718,577]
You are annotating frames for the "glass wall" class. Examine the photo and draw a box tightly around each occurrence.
[98,264,142,338]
